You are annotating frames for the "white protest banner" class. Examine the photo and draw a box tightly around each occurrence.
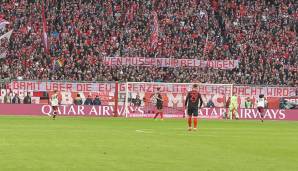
[103,57,239,69]
[9,81,297,97]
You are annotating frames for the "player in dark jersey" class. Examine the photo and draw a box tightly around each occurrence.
[185,84,203,131]
[153,87,164,120]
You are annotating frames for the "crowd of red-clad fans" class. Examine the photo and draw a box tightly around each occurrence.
[0,0,297,85]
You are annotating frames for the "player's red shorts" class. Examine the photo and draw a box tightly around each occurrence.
[52,106,58,111]
[257,107,264,113]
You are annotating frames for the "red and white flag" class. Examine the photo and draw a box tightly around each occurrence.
[125,2,138,22]
[203,33,209,56]
[0,18,9,31]
[150,11,159,49]
[41,1,49,54]
[0,30,13,59]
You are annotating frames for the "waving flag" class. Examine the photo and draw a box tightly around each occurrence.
[52,58,64,71]
[0,30,13,59]
[125,2,138,22]
[203,33,209,57]
[56,58,64,67]
[150,11,159,49]
[0,19,9,31]
[41,0,49,54]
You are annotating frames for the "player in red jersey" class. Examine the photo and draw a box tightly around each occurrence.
[185,84,203,131]
[153,87,164,120]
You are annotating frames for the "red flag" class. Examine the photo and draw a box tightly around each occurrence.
[41,0,49,54]
[150,11,159,49]
[126,3,138,22]
[203,34,209,56]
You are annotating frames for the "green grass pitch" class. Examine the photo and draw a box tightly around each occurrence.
[0,116,298,171]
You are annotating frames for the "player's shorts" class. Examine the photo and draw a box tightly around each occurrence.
[187,108,198,116]
[257,107,264,113]
[229,104,238,111]
[52,106,58,111]
[156,103,163,110]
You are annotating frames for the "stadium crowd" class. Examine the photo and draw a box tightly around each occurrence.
[0,0,297,86]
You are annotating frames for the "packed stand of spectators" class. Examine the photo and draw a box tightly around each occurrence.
[0,0,297,86]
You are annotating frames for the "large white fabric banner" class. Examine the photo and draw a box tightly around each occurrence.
[9,81,297,97]
[103,57,239,69]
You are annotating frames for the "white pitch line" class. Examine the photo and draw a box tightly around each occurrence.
[176,133,219,137]
[172,127,298,131]
[173,127,246,130]
[135,129,153,133]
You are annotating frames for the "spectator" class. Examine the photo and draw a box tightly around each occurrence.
[0,1,296,86]
[84,95,93,105]
[93,96,101,105]
[3,93,11,103]
[73,94,83,105]
[23,93,32,104]
[244,97,253,108]
[12,94,21,104]
[206,99,215,108]
[132,95,142,107]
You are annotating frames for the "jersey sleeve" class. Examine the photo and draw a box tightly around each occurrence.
[185,92,189,107]
[158,94,163,101]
